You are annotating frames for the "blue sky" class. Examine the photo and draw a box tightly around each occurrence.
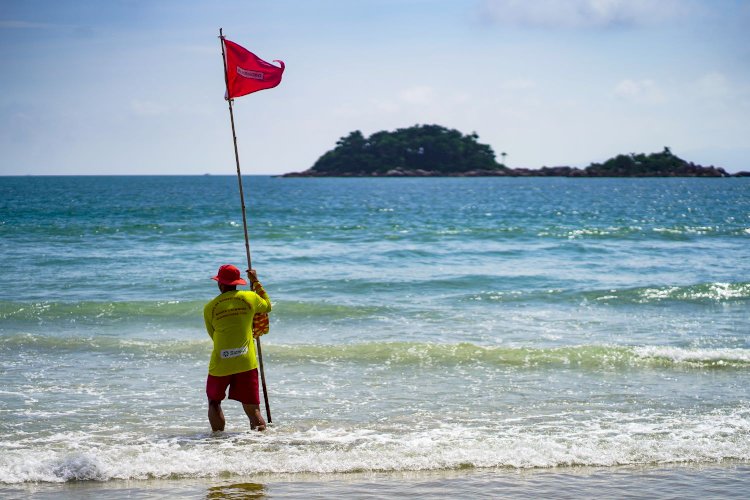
[1,0,748,175]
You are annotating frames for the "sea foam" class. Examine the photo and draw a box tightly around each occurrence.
[3,407,750,483]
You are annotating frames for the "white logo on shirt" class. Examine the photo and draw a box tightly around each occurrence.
[221,346,248,359]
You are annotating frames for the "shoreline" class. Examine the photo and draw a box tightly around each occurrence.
[282,167,750,178]
[6,462,750,498]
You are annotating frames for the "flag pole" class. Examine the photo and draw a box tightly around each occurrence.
[219,28,272,424]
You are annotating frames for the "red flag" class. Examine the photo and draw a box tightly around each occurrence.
[223,39,284,99]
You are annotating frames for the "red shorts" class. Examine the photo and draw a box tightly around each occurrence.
[206,369,260,405]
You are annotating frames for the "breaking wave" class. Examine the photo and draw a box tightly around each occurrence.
[3,405,749,483]
[2,334,748,370]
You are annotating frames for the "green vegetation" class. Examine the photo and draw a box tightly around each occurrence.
[584,147,726,177]
[306,124,505,176]
[283,124,735,177]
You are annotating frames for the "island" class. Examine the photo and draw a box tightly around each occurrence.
[282,124,747,177]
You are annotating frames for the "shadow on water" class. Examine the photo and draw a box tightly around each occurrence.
[206,482,266,499]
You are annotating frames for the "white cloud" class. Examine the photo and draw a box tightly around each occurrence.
[695,72,730,98]
[613,79,664,103]
[374,99,400,114]
[398,85,436,105]
[479,0,691,29]
[499,78,537,91]
[359,86,438,116]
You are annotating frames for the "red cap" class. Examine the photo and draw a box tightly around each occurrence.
[212,264,247,286]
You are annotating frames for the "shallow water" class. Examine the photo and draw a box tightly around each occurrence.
[4,465,750,499]
[1,176,748,495]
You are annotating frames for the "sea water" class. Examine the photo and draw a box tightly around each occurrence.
[1,176,749,497]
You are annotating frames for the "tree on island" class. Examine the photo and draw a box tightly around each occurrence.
[303,124,506,176]
[584,147,728,177]
[282,124,736,177]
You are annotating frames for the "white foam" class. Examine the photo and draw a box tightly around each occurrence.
[2,407,750,483]
[633,346,750,364]
[639,282,750,302]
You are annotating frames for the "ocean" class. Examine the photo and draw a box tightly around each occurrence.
[1,175,749,498]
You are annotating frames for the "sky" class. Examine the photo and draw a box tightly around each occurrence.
[0,0,749,175]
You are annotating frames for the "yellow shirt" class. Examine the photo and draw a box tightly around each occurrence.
[203,288,271,376]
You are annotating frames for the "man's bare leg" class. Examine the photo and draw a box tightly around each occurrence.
[242,403,266,431]
[208,399,225,432]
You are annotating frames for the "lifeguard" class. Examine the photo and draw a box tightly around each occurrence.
[203,264,271,431]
